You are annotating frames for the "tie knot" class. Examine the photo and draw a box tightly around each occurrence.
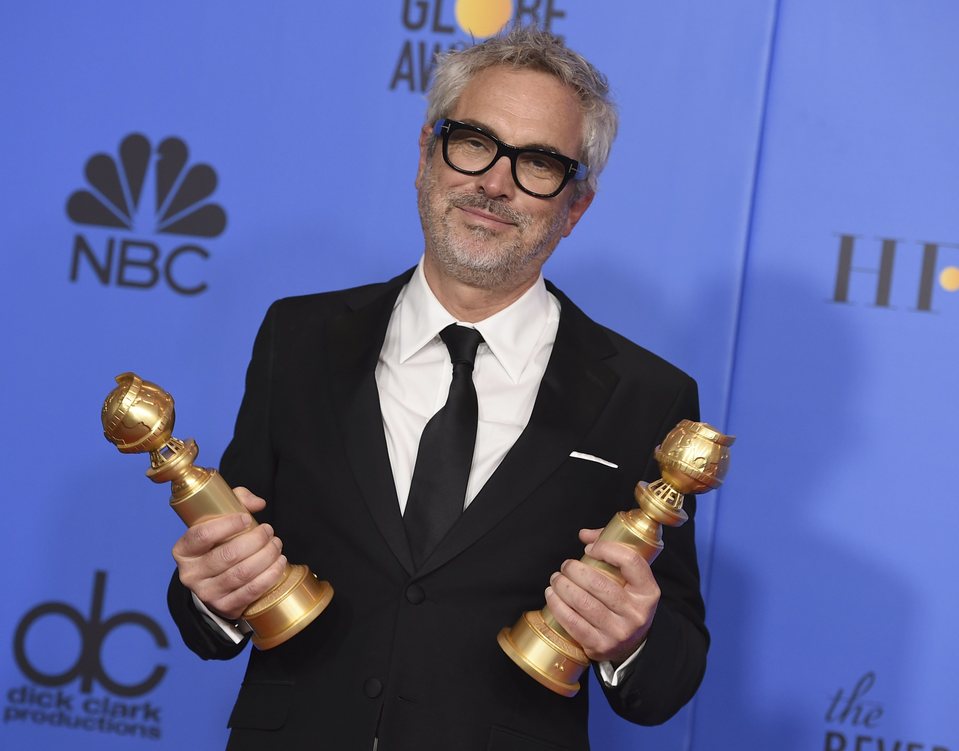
[439,324,484,368]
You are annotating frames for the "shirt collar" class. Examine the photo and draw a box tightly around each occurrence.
[396,258,555,384]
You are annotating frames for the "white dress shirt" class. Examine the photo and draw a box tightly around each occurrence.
[374,260,560,514]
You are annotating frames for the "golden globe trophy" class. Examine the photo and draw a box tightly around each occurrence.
[497,419,734,697]
[101,372,333,649]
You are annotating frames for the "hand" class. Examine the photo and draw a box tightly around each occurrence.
[544,527,660,666]
[172,487,287,620]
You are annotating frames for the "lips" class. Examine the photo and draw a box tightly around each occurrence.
[459,205,516,226]
[451,195,523,228]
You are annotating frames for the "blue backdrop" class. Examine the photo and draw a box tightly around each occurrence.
[2,1,955,749]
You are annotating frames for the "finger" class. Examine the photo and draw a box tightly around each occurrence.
[557,558,632,616]
[207,548,288,620]
[176,525,278,593]
[544,584,603,647]
[203,524,279,578]
[554,554,658,631]
[233,486,267,514]
[547,572,653,663]
[194,534,284,612]
[583,540,658,592]
[578,527,602,545]
[174,525,276,599]
[173,513,255,558]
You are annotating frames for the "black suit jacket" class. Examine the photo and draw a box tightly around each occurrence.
[168,269,708,750]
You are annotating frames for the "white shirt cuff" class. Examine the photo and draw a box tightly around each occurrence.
[597,639,646,687]
[191,592,251,644]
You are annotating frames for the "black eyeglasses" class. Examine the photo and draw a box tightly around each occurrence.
[432,119,589,199]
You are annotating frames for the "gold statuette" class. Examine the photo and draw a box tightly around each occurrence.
[497,420,734,696]
[101,372,333,650]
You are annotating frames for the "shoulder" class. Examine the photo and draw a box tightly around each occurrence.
[601,324,695,393]
[263,268,414,330]
[548,279,696,394]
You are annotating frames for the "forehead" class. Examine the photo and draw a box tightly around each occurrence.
[448,65,584,156]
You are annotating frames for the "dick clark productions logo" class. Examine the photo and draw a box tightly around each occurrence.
[5,571,168,740]
[67,133,227,296]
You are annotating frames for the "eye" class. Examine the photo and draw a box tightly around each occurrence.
[461,136,491,152]
[518,152,564,178]
[526,157,554,173]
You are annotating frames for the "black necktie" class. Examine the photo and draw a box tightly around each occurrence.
[404,323,484,569]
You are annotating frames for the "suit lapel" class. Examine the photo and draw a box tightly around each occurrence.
[416,285,619,577]
[326,270,416,575]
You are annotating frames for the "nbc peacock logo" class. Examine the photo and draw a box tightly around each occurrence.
[390,0,569,92]
[66,133,227,296]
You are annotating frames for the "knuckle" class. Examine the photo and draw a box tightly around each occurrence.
[189,578,217,605]
[574,590,594,612]
[591,572,616,598]
[192,523,213,544]
[609,545,637,568]
[229,561,253,586]
[239,580,262,604]
[189,523,219,549]
[193,582,215,603]
[257,525,275,547]
[588,632,608,650]
[177,567,196,589]
[612,622,633,643]
[171,535,188,557]
[214,541,240,566]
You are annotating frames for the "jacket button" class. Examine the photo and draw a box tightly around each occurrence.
[405,584,425,604]
[363,678,382,698]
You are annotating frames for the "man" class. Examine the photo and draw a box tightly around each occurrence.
[168,25,707,750]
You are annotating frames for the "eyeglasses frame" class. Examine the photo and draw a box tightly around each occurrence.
[431,119,589,199]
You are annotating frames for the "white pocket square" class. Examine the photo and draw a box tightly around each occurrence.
[569,451,618,469]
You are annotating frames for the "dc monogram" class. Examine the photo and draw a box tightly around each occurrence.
[67,133,227,295]
[13,571,168,698]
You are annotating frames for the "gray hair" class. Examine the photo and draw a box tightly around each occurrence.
[425,25,618,196]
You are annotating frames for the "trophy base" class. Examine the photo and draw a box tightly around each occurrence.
[244,564,334,650]
[497,610,589,698]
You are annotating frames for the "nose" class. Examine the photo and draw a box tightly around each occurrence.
[476,155,515,199]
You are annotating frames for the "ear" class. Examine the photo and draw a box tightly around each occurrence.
[415,124,434,190]
[561,190,595,237]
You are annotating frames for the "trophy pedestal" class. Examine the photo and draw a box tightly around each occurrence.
[245,565,333,650]
[497,610,588,697]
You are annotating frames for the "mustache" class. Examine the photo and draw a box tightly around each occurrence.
[448,192,527,226]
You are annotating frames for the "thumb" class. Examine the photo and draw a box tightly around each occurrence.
[233,486,267,513]
[578,527,602,545]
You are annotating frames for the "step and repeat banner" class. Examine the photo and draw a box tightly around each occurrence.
[1,1,954,749]
[693,2,958,750]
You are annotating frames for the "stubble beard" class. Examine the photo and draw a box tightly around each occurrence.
[417,165,568,291]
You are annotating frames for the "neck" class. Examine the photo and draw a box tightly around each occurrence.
[422,255,540,322]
